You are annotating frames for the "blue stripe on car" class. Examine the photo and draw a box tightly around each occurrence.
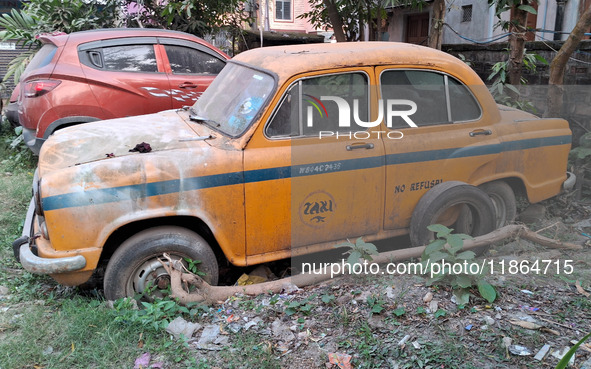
[42,135,571,211]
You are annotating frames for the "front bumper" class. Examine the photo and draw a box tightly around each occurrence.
[13,198,86,274]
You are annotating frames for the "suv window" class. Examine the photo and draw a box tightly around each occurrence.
[23,43,58,74]
[164,45,225,75]
[102,45,158,72]
[266,72,369,138]
[380,69,481,128]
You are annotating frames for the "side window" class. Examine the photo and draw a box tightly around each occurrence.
[380,69,481,128]
[266,72,369,138]
[94,44,158,72]
[448,77,481,121]
[381,70,448,128]
[163,45,226,75]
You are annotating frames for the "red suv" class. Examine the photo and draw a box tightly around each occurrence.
[17,28,229,154]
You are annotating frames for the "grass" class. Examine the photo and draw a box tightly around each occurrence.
[0,296,188,368]
[0,124,189,369]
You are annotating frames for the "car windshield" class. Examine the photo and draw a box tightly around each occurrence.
[190,63,275,137]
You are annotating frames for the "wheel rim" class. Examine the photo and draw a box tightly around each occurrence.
[488,193,506,228]
[128,254,186,298]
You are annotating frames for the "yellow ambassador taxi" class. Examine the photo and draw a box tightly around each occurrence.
[13,42,572,299]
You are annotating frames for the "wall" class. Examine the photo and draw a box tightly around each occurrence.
[445,40,591,138]
[444,40,591,85]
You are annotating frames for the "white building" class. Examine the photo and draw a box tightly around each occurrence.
[386,0,587,45]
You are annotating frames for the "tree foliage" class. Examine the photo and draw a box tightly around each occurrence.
[487,0,538,86]
[299,0,396,42]
[126,0,250,38]
[0,0,121,84]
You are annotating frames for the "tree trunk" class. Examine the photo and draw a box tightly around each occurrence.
[323,0,346,42]
[428,0,446,49]
[545,7,591,117]
[508,4,528,85]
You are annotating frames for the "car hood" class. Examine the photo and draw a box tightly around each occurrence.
[39,110,209,172]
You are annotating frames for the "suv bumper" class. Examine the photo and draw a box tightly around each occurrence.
[13,198,86,274]
[22,127,45,155]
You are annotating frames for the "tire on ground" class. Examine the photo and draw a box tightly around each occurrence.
[409,181,497,247]
[104,226,219,300]
[479,180,517,228]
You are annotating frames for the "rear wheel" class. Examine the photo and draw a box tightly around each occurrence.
[410,181,496,247]
[103,226,218,300]
[479,181,516,228]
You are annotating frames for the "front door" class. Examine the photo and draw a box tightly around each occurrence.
[243,68,385,259]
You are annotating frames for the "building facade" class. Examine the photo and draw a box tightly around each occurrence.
[387,0,589,45]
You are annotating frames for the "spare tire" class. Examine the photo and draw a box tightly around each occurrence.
[410,181,496,247]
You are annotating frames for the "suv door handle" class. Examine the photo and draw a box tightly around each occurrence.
[469,129,492,137]
[346,143,374,151]
[179,82,198,89]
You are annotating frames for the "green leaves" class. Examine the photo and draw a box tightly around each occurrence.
[517,4,537,14]
[555,331,591,369]
[422,224,497,305]
[477,280,497,303]
[335,237,378,265]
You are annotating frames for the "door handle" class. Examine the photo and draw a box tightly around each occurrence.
[469,129,492,137]
[346,143,374,151]
[179,82,198,89]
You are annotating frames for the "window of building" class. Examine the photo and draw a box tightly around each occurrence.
[462,5,473,22]
[276,0,292,21]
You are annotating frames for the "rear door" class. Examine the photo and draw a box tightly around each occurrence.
[78,37,172,119]
[376,67,501,230]
[158,38,227,108]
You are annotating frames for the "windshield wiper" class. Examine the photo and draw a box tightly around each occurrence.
[189,109,220,127]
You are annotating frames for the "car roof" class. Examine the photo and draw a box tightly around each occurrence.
[37,28,224,53]
[233,42,483,85]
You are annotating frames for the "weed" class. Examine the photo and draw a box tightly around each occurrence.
[112,296,209,332]
[434,309,447,319]
[283,294,316,316]
[184,257,206,277]
[421,224,497,305]
[392,307,406,317]
[366,294,385,315]
[321,293,336,304]
[334,237,378,265]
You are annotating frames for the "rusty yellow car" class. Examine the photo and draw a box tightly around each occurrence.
[13,42,572,299]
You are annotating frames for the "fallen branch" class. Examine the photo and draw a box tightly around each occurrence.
[160,224,582,305]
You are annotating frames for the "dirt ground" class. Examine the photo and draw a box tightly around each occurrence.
[172,194,591,369]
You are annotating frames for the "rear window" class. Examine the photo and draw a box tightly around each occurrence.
[79,44,159,73]
[102,45,158,72]
[23,44,58,75]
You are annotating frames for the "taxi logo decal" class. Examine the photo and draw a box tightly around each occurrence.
[299,191,336,228]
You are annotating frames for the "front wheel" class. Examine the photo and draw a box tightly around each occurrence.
[103,226,218,300]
